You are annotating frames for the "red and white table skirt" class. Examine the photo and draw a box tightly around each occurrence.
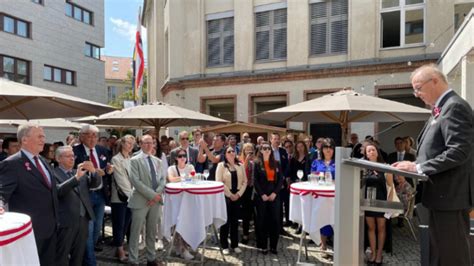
[162,181,227,250]
[0,212,40,265]
[289,182,335,244]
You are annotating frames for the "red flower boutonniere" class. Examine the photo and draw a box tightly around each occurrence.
[432,107,441,118]
[25,162,32,171]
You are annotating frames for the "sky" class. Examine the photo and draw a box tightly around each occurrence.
[103,0,146,58]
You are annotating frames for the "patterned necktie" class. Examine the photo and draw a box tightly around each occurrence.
[34,156,51,189]
[89,148,98,168]
[147,156,158,190]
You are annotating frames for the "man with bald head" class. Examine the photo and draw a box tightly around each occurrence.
[394,64,473,265]
[0,124,59,265]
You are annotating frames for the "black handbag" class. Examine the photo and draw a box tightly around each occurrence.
[113,175,129,203]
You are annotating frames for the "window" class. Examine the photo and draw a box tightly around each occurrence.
[252,95,287,127]
[255,9,287,61]
[0,55,30,84]
[310,0,348,55]
[65,1,93,25]
[108,86,117,102]
[1,14,30,38]
[454,3,474,31]
[202,98,235,121]
[43,65,75,85]
[207,17,234,67]
[84,42,100,59]
[380,0,424,48]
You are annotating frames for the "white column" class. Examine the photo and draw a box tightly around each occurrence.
[461,55,474,106]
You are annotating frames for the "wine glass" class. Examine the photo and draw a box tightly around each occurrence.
[297,170,304,182]
[179,172,186,182]
[203,169,209,181]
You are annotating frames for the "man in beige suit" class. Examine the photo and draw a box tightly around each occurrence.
[128,135,166,265]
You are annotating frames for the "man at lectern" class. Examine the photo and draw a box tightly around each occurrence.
[393,64,473,266]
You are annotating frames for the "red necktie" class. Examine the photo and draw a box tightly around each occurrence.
[33,156,51,189]
[90,148,98,168]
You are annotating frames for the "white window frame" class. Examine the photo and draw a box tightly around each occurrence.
[380,0,425,49]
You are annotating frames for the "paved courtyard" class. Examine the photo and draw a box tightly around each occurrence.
[96,218,421,265]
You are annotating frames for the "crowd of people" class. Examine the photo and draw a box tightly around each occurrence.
[0,122,421,265]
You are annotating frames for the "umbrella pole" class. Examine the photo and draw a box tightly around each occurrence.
[341,123,348,147]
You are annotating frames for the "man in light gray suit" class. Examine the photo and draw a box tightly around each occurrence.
[169,130,201,167]
[127,135,166,266]
[394,64,473,266]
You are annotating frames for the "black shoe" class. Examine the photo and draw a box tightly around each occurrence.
[270,248,278,255]
[241,235,249,244]
[283,221,293,227]
[94,245,103,252]
[291,223,299,229]
[295,227,302,234]
[261,249,268,255]
[280,229,289,236]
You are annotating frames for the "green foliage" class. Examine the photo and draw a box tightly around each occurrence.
[108,70,148,108]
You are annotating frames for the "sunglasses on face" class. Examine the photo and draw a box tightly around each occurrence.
[261,146,271,151]
[227,150,235,154]
[180,138,188,141]
[177,154,187,158]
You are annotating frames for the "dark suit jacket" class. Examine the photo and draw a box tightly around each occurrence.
[417,91,474,210]
[169,146,199,167]
[253,161,284,197]
[387,151,416,164]
[274,147,289,177]
[0,151,59,239]
[73,144,112,200]
[54,168,101,227]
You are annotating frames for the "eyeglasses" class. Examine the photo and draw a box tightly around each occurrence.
[284,146,292,149]
[261,146,271,151]
[180,138,188,141]
[413,78,432,96]
[142,142,153,145]
[227,150,235,154]
[177,154,187,158]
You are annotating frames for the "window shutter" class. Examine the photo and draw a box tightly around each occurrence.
[223,35,234,64]
[310,0,347,55]
[273,9,287,59]
[207,37,220,66]
[311,23,327,55]
[331,20,347,53]
[256,31,270,60]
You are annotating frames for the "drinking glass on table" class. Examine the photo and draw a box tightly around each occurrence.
[202,169,209,181]
[297,170,304,182]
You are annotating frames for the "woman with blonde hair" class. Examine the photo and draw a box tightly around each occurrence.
[238,142,256,244]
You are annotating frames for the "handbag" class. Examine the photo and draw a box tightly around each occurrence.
[113,175,129,203]
[384,183,401,219]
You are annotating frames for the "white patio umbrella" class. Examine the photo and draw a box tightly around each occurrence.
[0,78,115,119]
[257,89,431,145]
[76,101,229,132]
[0,118,82,130]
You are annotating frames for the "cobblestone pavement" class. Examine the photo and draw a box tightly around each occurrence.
[96,218,421,265]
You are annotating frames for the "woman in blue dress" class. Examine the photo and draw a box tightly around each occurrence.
[310,138,336,251]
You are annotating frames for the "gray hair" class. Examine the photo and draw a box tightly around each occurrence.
[410,63,448,84]
[55,145,73,160]
[79,124,99,134]
[116,134,136,154]
[17,123,41,144]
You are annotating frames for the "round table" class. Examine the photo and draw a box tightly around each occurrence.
[162,180,227,251]
[289,181,335,245]
[0,212,40,265]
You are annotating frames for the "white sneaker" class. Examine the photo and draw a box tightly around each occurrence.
[233,247,242,254]
[222,248,230,255]
[156,239,164,250]
[181,249,194,260]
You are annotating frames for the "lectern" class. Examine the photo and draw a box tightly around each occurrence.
[334,147,427,265]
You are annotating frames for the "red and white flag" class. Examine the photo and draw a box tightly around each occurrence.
[132,10,144,101]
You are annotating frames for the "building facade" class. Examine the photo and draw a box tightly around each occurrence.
[142,0,474,148]
[102,55,132,104]
[0,0,106,103]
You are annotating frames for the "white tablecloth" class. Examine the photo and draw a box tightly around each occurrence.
[289,182,335,245]
[0,212,40,265]
[162,181,227,250]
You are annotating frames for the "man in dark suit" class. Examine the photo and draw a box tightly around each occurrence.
[270,132,291,231]
[169,130,200,167]
[387,136,416,164]
[73,125,113,266]
[55,146,101,266]
[394,64,473,266]
[0,124,59,265]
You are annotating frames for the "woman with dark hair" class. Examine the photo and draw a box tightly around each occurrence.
[110,135,135,261]
[216,146,247,254]
[253,141,284,255]
[310,138,336,251]
[40,143,57,167]
[166,148,194,260]
[238,142,256,244]
[290,141,309,182]
[154,136,169,171]
[363,142,394,265]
